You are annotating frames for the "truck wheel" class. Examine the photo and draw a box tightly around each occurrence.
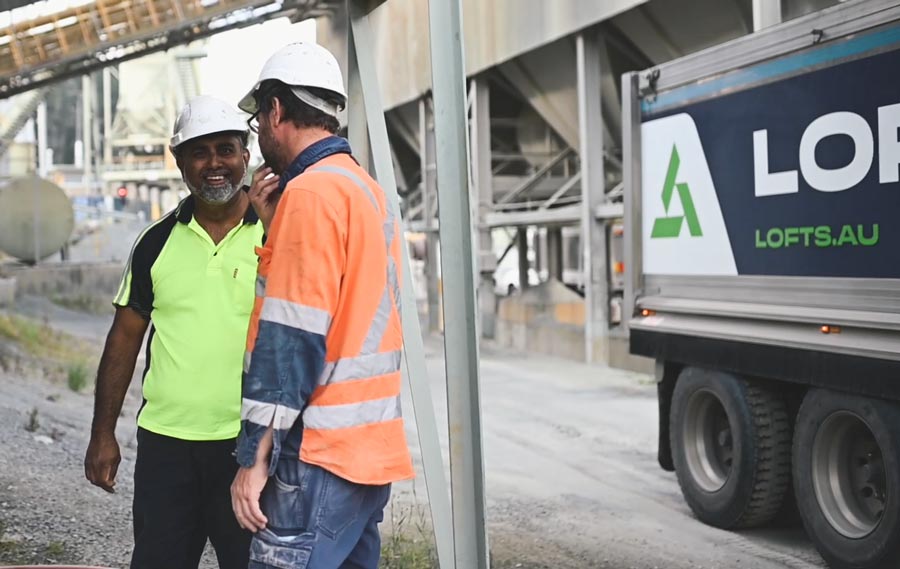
[793,389,900,569]
[670,367,791,528]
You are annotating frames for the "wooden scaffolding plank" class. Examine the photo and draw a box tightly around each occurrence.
[53,16,71,54]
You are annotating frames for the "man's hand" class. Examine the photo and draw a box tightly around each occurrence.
[231,460,270,533]
[248,166,281,234]
[84,430,121,493]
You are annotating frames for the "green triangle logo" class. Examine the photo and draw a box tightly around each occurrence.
[651,146,703,239]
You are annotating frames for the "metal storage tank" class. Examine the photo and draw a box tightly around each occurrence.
[0,176,74,263]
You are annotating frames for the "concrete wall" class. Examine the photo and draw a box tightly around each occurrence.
[4,262,123,300]
[495,278,653,373]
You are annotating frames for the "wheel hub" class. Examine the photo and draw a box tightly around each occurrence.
[812,411,886,539]
[684,390,733,492]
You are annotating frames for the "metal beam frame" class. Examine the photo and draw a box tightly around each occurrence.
[426,0,489,565]
[347,5,455,568]
[622,71,642,332]
[752,0,783,31]
[578,30,609,364]
[471,75,497,339]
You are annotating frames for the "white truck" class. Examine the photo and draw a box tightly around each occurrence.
[623,2,900,567]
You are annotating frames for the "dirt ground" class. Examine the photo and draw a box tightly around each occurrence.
[0,295,828,569]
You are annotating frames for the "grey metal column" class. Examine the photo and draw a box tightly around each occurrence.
[103,67,113,186]
[753,0,782,30]
[427,0,490,566]
[347,26,370,172]
[348,7,455,569]
[547,227,563,281]
[82,74,93,193]
[577,31,609,364]
[517,228,529,290]
[622,72,642,330]
[471,76,496,338]
[421,97,442,333]
[36,101,48,178]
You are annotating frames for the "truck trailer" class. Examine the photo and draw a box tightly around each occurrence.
[624,1,900,567]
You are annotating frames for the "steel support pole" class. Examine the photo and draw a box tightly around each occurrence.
[622,72,641,331]
[103,67,113,184]
[420,98,442,333]
[753,0,782,31]
[471,77,496,338]
[347,26,370,173]
[348,7,455,569]
[517,228,529,290]
[577,31,609,364]
[36,101,48,178]
[427,0,490,566]
[547,227,563,281]
[82,74,93,192]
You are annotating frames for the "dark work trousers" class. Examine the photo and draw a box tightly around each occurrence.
[131,428,252,569]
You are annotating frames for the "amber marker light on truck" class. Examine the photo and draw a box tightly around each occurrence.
[820,325,842,334]
[641,309,656,317]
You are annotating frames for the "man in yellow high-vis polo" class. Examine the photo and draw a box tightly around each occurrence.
[84,95,264,569]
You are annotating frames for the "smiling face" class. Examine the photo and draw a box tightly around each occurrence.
[176,132,250,205]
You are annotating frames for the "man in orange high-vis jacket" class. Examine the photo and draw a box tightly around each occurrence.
[230,42,415,569]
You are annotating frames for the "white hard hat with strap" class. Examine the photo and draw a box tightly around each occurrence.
[238,42,347,118]
[170,96,248,152]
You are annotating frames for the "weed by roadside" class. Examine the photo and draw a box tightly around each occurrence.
[0,313,98,387]
[381,490,437,569]
[67,363,89,392]
[24,407,39,432]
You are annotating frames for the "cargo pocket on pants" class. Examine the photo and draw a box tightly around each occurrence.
[249,529,313,569]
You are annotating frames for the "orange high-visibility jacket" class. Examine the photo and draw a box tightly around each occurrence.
[237,150,414,485]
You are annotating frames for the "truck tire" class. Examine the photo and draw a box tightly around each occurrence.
[793,389,900,569]
[670,367,791,529]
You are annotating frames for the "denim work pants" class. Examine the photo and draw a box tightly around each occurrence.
[249,458,391,569]
[131,428,252,569]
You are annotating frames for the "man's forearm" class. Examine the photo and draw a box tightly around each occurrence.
[254,426,275,467]
[91,331,142,434]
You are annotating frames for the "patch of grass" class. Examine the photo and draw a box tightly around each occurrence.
[67,363,89,392]
[0,313,97,386]
[381,492,437,569]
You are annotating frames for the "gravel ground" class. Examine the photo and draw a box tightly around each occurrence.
[0,295,828,569]
[0,301,141,567]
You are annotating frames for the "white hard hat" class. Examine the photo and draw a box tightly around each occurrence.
[238,42,347,118]
[170,95,249,151]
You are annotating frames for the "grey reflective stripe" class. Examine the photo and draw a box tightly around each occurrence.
[388,256,401,321]
[241,398,301,430]
[256,275,266,298]
[318,350,402,385]
[311,163,400,357]
[362,287,391,354]
[312,165,379,211]
[243,350,252,374]
[259,297,332,335]
[303,395,402,430]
